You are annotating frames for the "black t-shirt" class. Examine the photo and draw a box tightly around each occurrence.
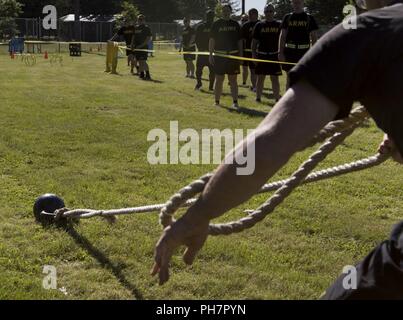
[253,20,281,53]
[210,18,241,52]
[118,25,135,45]
[289,2,403,155]
[281,12,318,45]
[195,22,213,51]
[182,26,196,49]
[134,24,152,48]
[241,20,259,50]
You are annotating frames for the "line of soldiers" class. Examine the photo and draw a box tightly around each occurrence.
[181,0,318,109]
[110,14,153,81]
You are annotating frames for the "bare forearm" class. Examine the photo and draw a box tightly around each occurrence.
[238,40,244,56]
[279,30,287,54]
[184,81,339,222]
[251,39,258,55]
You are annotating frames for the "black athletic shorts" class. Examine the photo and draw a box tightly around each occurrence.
[255,53,282,76]
[242,51,255,69]
[126,49,134,57]
[322,221,403,300]
[213,55,240,76]
[282,48,309,72]
[183,46,196,61]
[134,48,148,61]
[197,55,213,70]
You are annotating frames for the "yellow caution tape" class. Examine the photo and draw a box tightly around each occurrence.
[118,44,296,65]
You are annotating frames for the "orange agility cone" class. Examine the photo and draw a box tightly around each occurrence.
[44,51,48,59]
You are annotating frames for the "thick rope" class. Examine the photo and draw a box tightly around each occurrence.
[158,107,387,236]
[304,106,369,149]
[51,152,388,221]
[48,106,390,233]
[159,127,386,235]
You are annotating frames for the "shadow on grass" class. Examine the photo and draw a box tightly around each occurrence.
[199,90,248,100]
[61,222,144,300]
[218,105,269,118]
[146,79,164,84]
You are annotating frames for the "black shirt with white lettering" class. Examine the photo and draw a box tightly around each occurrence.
[253,20,281,53]
[182,26,196,49]
[134,24,152,48]
[281,12,318,45]
[289,2,403,154]
[118,25,135,46]
[210,18,241,52]
[241,20,259,50]
[195,22,213,51]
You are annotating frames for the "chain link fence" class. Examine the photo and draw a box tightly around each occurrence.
[1,18,183,42]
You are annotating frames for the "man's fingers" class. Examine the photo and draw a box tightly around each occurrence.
[159,264,170,285]
[183,247,200,265]
[183,234,207,265]
[155,239,175,285]
[151,263,159,276]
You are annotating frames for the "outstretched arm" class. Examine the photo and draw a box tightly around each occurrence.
[152,80,340,285]
[278,29,287,61]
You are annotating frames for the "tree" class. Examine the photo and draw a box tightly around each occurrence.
[115,1,140,29]
[177,0,217,19]
[305,0,349,25]
[215,0,241,19]
[272,0,350,26]
[0,0,23,39]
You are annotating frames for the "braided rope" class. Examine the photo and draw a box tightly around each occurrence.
[48,106,390,232]
[303,106,369,149]
[50,153,388,221]
[158,107,387,236]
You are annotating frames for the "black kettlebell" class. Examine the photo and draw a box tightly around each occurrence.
[33,194,65,223]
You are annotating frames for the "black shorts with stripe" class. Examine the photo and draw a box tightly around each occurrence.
[282,48,309,72]
[183,46,196,61]
[213,54,240,76]
[255,52,282,76]
[242,51,255,69]
[134,47,148,61]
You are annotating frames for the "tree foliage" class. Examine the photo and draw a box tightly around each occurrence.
[14,0,355,25]
[271,0,350,25]
[0,0,23,38]
[115,1,139,29]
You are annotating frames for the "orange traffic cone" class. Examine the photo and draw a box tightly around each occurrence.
[44,51,48,59]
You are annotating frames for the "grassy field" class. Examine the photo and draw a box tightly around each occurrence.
[0,50,401,300]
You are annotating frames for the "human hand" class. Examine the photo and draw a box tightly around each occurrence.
[151,214,210,285]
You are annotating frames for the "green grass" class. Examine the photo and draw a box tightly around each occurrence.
[0,50,401,300]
